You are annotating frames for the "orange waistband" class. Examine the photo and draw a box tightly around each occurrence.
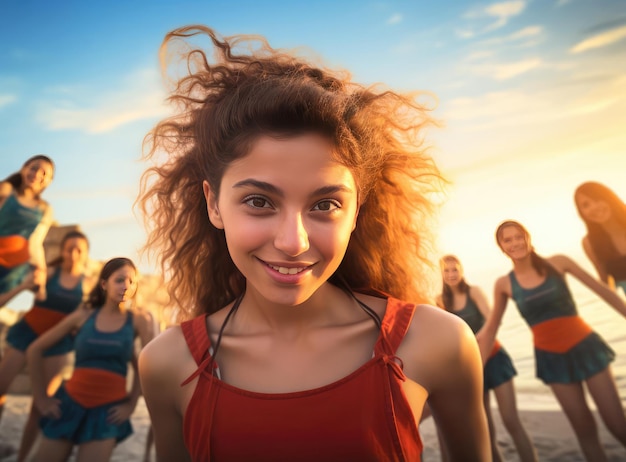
[530,316,592,353]
[0,235,30,267]
[65,368,127,408]
[23,306,67,335]
[488,339,502,359]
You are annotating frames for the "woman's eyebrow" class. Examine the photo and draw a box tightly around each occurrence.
[232,179,353,197]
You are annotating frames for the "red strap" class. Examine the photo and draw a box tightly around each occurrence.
[376,297,417,355]
[181,315,211,365]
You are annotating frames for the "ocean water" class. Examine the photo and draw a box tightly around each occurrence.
[495,279,626,407]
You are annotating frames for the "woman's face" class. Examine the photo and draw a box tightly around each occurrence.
[61,237,89,271]
[21,159,54,194]
[576,192,612,224]
[204,133,359,307]
[102,264,137,305]
[498,225,531,260]
[441,260,463,287]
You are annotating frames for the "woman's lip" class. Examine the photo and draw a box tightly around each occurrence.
[259,258,315,283]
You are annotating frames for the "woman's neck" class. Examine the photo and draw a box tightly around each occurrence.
[61,263,84,277]
[233,283,356,335]
[450,284,465,295]
[512,254,535,273]
[101,300,125,314]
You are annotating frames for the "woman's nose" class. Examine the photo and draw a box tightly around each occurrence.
[274,212,310,256]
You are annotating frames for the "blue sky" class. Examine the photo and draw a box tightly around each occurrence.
[2,0,626,306]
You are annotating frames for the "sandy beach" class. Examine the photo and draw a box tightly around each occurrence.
[1,392,625,461]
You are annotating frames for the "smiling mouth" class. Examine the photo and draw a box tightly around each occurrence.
[268,264,307,275]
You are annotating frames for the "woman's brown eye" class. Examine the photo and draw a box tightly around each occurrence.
[252,198,266,208]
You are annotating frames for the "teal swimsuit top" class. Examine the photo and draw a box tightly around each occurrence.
[451,295,484,334]
[74,310,134,377]
[36,267,84,314]
[0,193,43,238]
[508,269,578,326]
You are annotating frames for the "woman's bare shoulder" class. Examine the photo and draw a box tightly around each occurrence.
[400,304,477,387]
[139,325,193,377]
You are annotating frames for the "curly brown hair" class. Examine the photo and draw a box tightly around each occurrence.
[138,25,443,320]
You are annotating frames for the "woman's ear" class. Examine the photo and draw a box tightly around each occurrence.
[203,181,224,229]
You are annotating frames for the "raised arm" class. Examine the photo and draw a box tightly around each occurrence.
[476,276,510,362]
[551,254,626,317]
[27,306,90,418]
[581,237,612,287]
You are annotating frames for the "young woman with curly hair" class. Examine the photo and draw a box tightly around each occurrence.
[138,25,489,461]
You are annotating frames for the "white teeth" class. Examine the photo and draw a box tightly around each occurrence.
[270,265,304,275]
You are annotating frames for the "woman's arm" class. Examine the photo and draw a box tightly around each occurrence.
[108,310,155,425]
[469,285,492,319]
[409,306,490,461]
[551,254,626,317]
[581,237,612,288]
[0,181,12,209]
[0,267,44,307]
[139,327,192,462]
[27,204,54,299]
[27,306,90,418]
[475,276,510,362]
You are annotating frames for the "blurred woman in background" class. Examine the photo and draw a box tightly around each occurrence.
[574,181,626,294]
[437,254,537,462]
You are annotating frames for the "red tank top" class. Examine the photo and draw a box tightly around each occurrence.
[180,297,423,462]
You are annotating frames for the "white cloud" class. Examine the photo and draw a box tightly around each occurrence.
[463,0,527,37]
[509,25,542,40]
[474,25,543,48]
[570,24,626,53]
[483,0,527,31]
[442,73,626,129]
[468,57,542,79]
[0,94,17,108]
[36,68,170,134]
[386,13,403,25]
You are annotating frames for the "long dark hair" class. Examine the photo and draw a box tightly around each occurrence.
[575,181,626,264]
[86,257,136,308]
[3,155,55,199]
[495,220,555,276]
[47,230,89,267]
[439,255,470,312]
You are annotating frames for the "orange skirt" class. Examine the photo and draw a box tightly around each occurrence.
[0,235,30,267]
[64,368,128,408]
[531,316,592,353]
[23,306,67,335]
